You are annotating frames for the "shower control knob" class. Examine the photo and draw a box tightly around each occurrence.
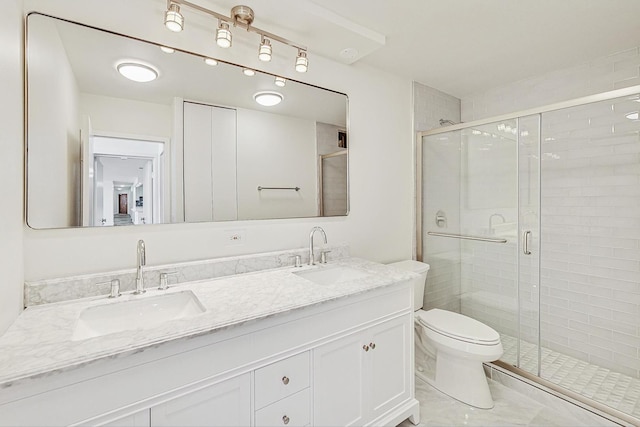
[282,376,290,385]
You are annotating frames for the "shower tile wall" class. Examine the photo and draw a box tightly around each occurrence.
[316,122,347,216]
[460,48,640,380]
[414,82,462,311]
[461,47,640,122]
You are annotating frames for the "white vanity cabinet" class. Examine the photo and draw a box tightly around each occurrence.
[0,282,417,427]
[151,373,251,427]
[98,410,150,427]
[313,314,412,426]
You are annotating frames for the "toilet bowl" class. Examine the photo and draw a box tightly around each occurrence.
[415,308,503,408]
[389,260,503,409]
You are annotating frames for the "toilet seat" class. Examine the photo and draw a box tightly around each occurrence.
[416,309,500,346]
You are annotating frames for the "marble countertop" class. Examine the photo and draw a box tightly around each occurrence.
[0,258,416,387]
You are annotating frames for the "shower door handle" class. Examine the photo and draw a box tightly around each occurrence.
[523,230,532,255]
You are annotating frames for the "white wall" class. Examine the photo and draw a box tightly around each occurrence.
[236,108,317,220]
[0,0,25,333]
[19,1,413,290]
[27,14,80,228]
[80,93,172,139]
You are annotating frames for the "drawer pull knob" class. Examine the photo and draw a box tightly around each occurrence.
[282,376,290,385]
[363,344,369,352]
[283,415,290,425]
[370,342,376,349]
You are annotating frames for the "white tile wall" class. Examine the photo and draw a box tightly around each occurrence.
[414,82,462,311]
[460,48,640,387]
[316,122,347,216]
[462,48,640,122]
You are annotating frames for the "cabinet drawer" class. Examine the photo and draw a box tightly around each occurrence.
[255,388,309,427]
[255,352,309,409]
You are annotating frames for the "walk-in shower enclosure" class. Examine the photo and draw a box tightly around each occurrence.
[417,86,640,423]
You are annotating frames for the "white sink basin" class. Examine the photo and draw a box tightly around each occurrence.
[72,290,206,341]
[294,265,370,285]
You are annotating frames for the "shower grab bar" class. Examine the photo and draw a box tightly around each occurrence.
[427,231,507,244]
[257,186,300,191]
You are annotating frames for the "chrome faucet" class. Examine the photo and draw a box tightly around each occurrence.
[489,213,506,235]
[134,239,146,294]
[308,226,327,266]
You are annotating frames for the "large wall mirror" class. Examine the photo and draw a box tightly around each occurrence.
[26,13,349,229]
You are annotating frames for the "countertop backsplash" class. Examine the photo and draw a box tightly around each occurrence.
[24,244,350,307]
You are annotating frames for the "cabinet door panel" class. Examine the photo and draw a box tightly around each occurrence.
[313,334,365,427]
[368,315,411,419]
[97,409,150,427]
[151,373,250,427]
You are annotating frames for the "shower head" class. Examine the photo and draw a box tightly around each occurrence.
[439,119,459,126]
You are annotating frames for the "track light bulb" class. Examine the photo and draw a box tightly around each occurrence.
[164,3,184,32]
[258,37,272,62]
[295,49,308,73]
[274,77,286,87]
[216,21,232,48]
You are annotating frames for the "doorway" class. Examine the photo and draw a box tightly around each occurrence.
[118,194,128,214]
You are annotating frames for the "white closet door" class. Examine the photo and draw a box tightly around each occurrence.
[210,105,237,221]
[183,102,214,222]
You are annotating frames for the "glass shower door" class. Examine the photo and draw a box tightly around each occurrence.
[420,117,542,374]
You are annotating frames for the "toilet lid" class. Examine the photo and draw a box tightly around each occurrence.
[417,309,501,345]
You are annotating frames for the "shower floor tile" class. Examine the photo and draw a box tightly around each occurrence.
[501,333,640,420]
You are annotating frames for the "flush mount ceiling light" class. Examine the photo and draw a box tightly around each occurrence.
[204,57,218,66]
[254,91,283,107]
[274,76,286,87]
[164,2,184,32]
[160,46,175,54]
[163,2,309,72]
[243,68,256,77]
[117,62,158,83]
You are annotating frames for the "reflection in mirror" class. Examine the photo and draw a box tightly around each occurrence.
[26,13,348,229]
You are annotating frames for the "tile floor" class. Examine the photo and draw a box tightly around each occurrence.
[398,377,608,427]
[501,334,640,419]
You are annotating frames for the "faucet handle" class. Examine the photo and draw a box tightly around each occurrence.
[98,279,121,298]
[320,250,332,264]
[290,255,302,268]
[159,271,179,290]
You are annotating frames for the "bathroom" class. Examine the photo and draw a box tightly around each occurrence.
[1,0,639,426]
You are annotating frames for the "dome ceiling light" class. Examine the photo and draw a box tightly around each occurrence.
[254,91,283,107]
[116,62,158,83]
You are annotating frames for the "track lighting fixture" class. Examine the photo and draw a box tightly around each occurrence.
[243,68,256,77]
[164,2,184,32]
[163,1,308,72]
[295,49,308,73]
[216,21,232,48]
[258,37,272,62]
[274,77,286,87]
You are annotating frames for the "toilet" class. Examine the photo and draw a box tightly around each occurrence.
[389,260,503,409]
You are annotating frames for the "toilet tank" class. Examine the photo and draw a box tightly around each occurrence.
[388,260,430,311]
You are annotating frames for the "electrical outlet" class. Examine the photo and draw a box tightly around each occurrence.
[225,229,246,245]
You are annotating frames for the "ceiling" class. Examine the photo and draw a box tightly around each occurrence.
[194,0,640,98]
